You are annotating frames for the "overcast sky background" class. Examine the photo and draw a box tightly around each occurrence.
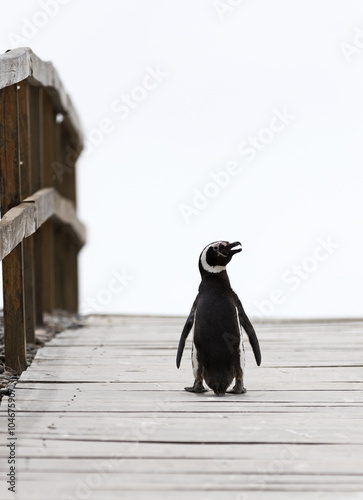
[1,0,362,318]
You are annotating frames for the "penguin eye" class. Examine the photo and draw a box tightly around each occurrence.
[213,242,226,251]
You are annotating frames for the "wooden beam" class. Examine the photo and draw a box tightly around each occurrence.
[0,188,86,260]
[0,84,27,373]
[0,47,83,150]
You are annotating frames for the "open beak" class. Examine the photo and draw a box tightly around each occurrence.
[222,241,242,256]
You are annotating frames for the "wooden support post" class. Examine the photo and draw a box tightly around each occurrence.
[41,90,55,313]
[63,134,78,312]
[53,121,66,311]
[64,135,79,313]
[29,85,44,325]
[18,80,36,343]
[53,128,80,313]
[64,233,79,313]
[0,84,27,373]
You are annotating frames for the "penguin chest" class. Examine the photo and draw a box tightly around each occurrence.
[192,298,243,368]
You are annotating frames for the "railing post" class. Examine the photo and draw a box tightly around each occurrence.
[53,124,80,313]
[18,80,36,343]
[29,85,44,325]
[41,90,56,313]
[62,135,80,313]
[0,84,27,372]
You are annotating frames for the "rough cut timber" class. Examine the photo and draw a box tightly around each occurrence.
[0,47,83,149]
[0,316,362,499]
[0,187,86,260]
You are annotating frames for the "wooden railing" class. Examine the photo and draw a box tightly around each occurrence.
[0,48,86,373]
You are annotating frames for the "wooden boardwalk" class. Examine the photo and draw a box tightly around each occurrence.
[1,315,363,499]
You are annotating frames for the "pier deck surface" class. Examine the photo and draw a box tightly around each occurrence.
[1,315,363,499]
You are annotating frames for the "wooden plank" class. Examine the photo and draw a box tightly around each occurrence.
[10,402,363,416]
[29,188,86,244]
[0,47,83,149]
[3,472,363,492]
[0,84,27,373]
[0,490,357,500]
[12,386,363,404]
[17,357,363,382]
[18,79,36,343]
[10,411,363,439]
[0,438,361,458]
[15,456,363,474]
[0,188,86,260]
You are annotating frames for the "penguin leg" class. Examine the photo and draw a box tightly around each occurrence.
[227,379,247,394]
[227,366,246,394]
[185,364,208,393]
[184,379,208,393]
[185,343,208,393]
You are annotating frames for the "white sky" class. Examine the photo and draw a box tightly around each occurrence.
[1,0,362,319]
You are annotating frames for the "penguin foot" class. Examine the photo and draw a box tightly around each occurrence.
[227,380,247,394]
[184,380,208,393]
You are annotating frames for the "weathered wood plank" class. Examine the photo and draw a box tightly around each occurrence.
[5,471,363,488]
[29,188,86,244]
[12,388,363,405]
[17,362,363,384]
[15,380,363,391]
[15,456,363,475]
[0,490,358,500]
[10,416,363,445]
[0,187,86,260]
[0,48,83,148]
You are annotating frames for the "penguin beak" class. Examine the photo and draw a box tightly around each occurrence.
[222,241,242,257]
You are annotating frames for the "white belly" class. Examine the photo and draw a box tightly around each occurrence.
[236,307,245,370]
[190,323,199,379]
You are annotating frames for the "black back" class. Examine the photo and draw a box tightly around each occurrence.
[176,241,261,390]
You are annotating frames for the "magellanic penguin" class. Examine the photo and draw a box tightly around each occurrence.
[176,241,261,396]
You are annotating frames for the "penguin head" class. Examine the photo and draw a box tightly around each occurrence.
[199,241,242,275]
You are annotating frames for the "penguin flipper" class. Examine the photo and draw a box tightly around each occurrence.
[176,296,198,368]
[234,292,261,366]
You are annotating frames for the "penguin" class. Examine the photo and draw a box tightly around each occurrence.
[176,240,261,396]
